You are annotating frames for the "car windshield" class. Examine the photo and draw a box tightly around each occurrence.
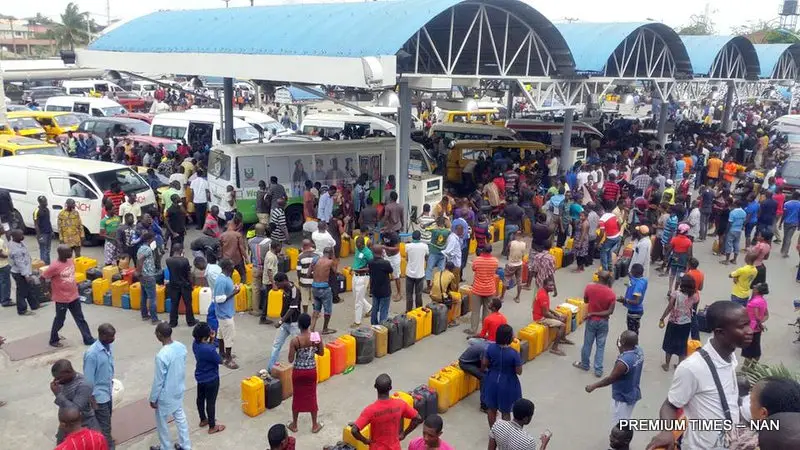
[91,168,149,192]
[53,114,81,127]
[124,121,151,135]
[260,121,287,134]
[234,125,260,142]
[15,146,65,156]
[8,118,42,130]
[786,133,800,144]
[100,106,127,117]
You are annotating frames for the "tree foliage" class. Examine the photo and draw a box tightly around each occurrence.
[51,2,92,50]
[677,14,716,36]
[733,20,800,44]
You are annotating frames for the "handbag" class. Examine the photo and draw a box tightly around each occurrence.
[697,349,755,450]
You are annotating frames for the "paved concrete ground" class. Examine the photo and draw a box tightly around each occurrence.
[1,228,799,450]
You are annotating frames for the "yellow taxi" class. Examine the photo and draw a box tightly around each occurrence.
[4,113,47,140]
[0,134,67,157]
[7,111,82,141]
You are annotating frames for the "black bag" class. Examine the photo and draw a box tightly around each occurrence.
[696,307,711,333]
[29,280,47,305]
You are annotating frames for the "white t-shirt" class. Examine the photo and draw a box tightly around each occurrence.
[169,172,187,188]
[190,177,209,204]
[576,171,590,189]
[667,341,740,450]
[548,157,559,177]
[404,241,429,279]
[311,231,336,257]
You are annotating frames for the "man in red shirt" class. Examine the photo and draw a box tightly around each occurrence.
[43,245,95,347]
[351,374,422,449]
[477,298,507,342]
[532,279,572,356]
[598,204,622,271]
[468,245,499,335]
[573,271,616,377]
[56,406,108,450]
[267,423,296,449]
[602,173,621,203]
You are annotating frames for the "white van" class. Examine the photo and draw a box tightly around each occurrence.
[184,108,293,138]
[130,81,158,96]
[301,113,395,138]
[0,156,157,236]
[150,112,261,148]
[61,80,125,96]
[44,96,128,117]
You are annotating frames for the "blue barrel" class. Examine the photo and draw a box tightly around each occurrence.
[121,294,130,310]
[103,292,112,307]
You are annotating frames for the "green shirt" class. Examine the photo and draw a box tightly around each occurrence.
[428,227,450,254]
[161,187,180,211]
[352,246,374,270]
[100,215,121,236]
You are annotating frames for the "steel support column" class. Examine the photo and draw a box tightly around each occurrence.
[506,84,515,119]
[657,101,668,147]
[222,77,235,145]
[722,80,735,133]
[398,80,411,222]
[559,108,574,173]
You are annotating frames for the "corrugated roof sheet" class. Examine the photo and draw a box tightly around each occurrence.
[753,43,800,78]
[679,36,759,79]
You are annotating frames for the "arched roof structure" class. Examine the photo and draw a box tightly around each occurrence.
[554,22,692,78]
[753,43,800,80]
[679,36,760,80]
[79,0,576,88]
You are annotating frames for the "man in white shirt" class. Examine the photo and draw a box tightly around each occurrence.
[576,167,591,190]
[118,192,142,221]
[404,231,429,312]
[168,166,187,199]
[687,200,701,240]
[647,301,753,450]
[317,187,334,222]
[311,221,336,257]
[547,153,559,184]
[190,171,211,230]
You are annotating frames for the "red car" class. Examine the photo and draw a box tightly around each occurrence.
[116,112,155,124]
[113,92,151,113]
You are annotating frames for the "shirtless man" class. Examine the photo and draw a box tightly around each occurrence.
[309,247,337,334]
[381,231,403,301]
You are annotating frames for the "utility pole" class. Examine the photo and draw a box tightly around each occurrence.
[107,0,111,26]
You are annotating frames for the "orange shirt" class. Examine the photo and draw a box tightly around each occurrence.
[723,162,739,183]
[682,156,693,174]
[471,254,499,296]
[707,158,723,178]
[686,268,704,292]
[478,311,508,341]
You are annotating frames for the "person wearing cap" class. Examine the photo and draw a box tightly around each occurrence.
[629,225,651,275]
[661,180,676,206]
[664,223,693,294]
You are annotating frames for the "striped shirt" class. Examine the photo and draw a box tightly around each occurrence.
[56,428,108,450]
[296,251,318,287]
[489,419,537,450]
[471,254,499,297]
[270,207,287,242]
[661,215,678,245]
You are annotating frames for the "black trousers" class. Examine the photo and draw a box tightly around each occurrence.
[405,277,424,312]
[459,360,486,408]
[50,299,94,345]
[195,203,207,230]
[12,272,38,314]
[196,379,220,427]
[168,284,196,326]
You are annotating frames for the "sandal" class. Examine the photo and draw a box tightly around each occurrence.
[199,420,208,427]
[208,424,226,434]
[224,361,239,370]
[312,422,325,434]
[559,338,575,345]
[550,348,566,356]
[572,361,588,371]
[286,422,298,433]
[321,328,337,335]
[661,363,670,372]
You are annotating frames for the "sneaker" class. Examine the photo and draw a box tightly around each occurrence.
[259,317,273,325]
[19,310,34,316]
[0,301,15,307]
[151,319,160,325]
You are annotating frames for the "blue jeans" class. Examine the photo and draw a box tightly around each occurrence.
[140,277,158,321]
[371,296,390,325]
[38,233,52,264]
[267,321,300,369]
[600,237,620,271]
[503,224,520,254]
[580,319,609,375]
[425,253,446,281]
[312,286,333,315]
[731,294,748,307]
[0,265,10,304]
[155,404,191,450]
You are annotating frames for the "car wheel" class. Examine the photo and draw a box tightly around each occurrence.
[286,204,304,232]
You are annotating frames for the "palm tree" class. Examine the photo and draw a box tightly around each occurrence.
[52,2,90,50]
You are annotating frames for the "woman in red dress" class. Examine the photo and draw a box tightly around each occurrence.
[287,313,325,433]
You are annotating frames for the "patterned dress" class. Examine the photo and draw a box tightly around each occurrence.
[58,210,84,248]
[100,215,121,266]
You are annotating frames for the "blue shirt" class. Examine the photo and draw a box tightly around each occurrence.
[728,207,747,233]
[451,217,470,249]
[784,200,800,226]
[759,198,778,226]
[83,341,115,404]
[612,346,644,404]
[662,215,678,245]
[674,160,685,181]
[317,192,333,222]
[192,341,222,384]
[213,273,236,319]
[745,200,760,225]
[624,276,648,315]
[149,341,187,408]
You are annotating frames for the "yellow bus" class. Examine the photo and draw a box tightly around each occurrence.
[7,111,82,141]
[0,135,67,157]
[442,109,504,126]
[446,139,548,186]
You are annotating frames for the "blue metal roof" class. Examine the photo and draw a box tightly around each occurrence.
[554,22,692,76]
[679,36,758,78]
[90,0,469,58]
[753,44,800,78]
[274,86,325,104]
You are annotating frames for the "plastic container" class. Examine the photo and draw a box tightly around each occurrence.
[519,323,547,359]
[510,338,521,354]
[120,268,135,285]
[267,288,283,318]
[411,385,439,420]
[406,310,425,341]
[372,325,388,358]
[446,292,461,324]
[270,362,293,400]
[468,237,477,255]
[399,242,407,258]
[232,270,242,285]
[556,303,575,334]
[241,376,266,417]
[395,315,416,348]
[191,287,201,315]
[326,340,347,375]
[86,268,102,281]
[343,424,370,450]
[75,272,87,284]
[519,340,530,363]
[121,294,130,310]
[549,247,564,269]
[245,263,253,285]
[92,278,110,305]
[128,282,141,310]
[382,319,402,354]
[419,307,433,337]
[493,218,505,243]
[391,391,414,429]
[31,259,46,272]
[338,334,357,368]
[103,292,112,306]
[341,267,353,292]
[156,284,166,313]
[199,287,212,316]
[339,237,351,258]
[351,327,375,365]
[567,298,585,324]
[111,280,129,308]
[428,373,452,413]
[400,257,407,278]
[441,365,466,404]
[74,256,97,274]
[263,376,283,409]
[315,347,331,383]
[428,303,448,335]
[235,284,249,312]
[285,247,299,271]
[459,284,472,316]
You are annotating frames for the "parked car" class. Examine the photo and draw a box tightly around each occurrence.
[114,91,151,112]
[21,86,66,105]
[116,113,155,124]
[57,116,150,142]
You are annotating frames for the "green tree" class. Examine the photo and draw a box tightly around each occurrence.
[28,13,54,26]
[733,20,800,44]
[52,2,90,50]
[677,14,715,36]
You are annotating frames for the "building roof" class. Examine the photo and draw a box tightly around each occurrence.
[554,22,692,77]
[679,35,760,79]
[753,43,800,79]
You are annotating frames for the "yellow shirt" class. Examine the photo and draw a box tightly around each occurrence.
[430,270,456,301]
[730,265,757,299]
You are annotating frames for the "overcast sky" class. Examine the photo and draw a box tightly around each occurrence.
[6,0,784,34]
